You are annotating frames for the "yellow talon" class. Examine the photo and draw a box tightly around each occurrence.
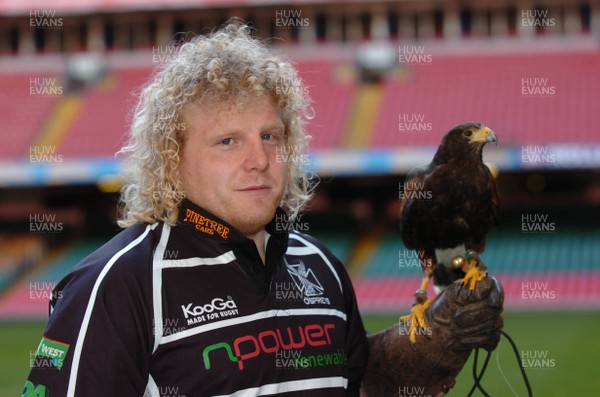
[400,298,432,346]
[400,274,433,346]
[462,257,487,291]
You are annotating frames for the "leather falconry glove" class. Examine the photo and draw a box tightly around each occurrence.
[361,276,504,397]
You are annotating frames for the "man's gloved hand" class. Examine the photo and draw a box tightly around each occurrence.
[361,277,504,397]
[430,276,504,352]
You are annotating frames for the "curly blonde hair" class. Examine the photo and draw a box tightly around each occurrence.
[117,21,315,228]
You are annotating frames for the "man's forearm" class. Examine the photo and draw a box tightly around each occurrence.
[360,277,503,397]
[361,322,471,397]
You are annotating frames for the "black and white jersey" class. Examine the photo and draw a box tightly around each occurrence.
[24,199,369,397]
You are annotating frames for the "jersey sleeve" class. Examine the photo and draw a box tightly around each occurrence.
[23,228,156,397]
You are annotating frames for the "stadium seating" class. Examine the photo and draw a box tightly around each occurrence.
[354,226,600,311]
[0,240,103,319]
[297,60,356,149]
[0,235,44,293]
[1,49,599,315]
[58,68,151,158]
[0,74,59,159]
[373,51,600,147]
[3,51,598,162]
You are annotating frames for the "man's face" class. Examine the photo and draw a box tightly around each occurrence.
[179,96,288,237]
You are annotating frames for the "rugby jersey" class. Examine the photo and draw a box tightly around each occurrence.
[24,199,369,397]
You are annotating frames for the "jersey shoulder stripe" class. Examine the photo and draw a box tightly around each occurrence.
[161,250,237,268]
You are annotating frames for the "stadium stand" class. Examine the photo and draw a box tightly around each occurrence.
[300,60,358,149]
[58,68,151,157]
[0,74,59,159]
[3,50,598,163]
[0,0,598,319]
[354,227,600,312]
[374,51,600,147]
[0,240,104,319]
[0,235,43,293]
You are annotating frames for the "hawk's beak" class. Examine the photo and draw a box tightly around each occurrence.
[471,126,497,145]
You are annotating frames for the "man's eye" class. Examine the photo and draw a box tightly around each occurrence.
[261,133,273,141]
[220,138,233,145]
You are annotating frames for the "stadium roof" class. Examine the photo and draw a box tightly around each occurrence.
[2,0,343,16]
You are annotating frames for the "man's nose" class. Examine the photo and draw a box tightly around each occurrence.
[244,138,269,171]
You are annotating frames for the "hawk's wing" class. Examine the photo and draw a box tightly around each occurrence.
[400,164,432,252]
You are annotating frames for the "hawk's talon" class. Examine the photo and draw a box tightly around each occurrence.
[460,253,488,295]
[400,296,432,347]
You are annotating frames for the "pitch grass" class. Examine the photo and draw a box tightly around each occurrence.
[1,311,598,395]
[364,311,600,395]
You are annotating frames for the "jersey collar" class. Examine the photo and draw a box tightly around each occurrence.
[176,199,290,293]
[177,198,288,243]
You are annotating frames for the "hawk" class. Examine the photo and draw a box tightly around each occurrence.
[399,122,499,346]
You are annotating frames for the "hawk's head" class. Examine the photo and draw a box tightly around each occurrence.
[437,122,497,161]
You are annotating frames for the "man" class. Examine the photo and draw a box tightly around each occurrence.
[23,22,503,397]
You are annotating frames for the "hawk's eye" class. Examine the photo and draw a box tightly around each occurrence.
[464,130,473,137]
